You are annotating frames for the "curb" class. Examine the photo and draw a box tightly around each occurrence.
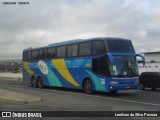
[0,96,27,104]
[0,77,22,81]
[0,89,42,104]
[0,96,42,104]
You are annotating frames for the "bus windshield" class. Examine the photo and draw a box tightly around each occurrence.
[106,40,135,53]
[109,56,138,77]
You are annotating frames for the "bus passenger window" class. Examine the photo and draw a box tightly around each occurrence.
[79,42,91,56]
[39,49,45,59]
[67,44,78,57]
[47,47,56,58]
[23,51,28,61]
[28,51,32,60]
[32,50,38,59]
[57,46,66,58]
[92,41,105,55]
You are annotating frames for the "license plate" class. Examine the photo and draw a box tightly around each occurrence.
[125,86,130,89]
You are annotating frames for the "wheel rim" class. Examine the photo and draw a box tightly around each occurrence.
[38,81,42,88]
[85,80,92,93]
[32,78,37,87]
[38,78,43,88]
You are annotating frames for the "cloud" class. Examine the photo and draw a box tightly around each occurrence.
[0,0,160,59]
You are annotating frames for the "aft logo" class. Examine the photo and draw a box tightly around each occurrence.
[1,112,42,118]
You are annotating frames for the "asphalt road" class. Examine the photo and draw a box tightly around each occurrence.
[0,79,160,119]
[0,79,160,111]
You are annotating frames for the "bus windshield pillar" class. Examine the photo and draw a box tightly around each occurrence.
[106,53,114,64]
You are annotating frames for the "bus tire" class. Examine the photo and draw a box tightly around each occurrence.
[83,79,93,94]
[37,77,43,88]
[110,90,118,94]
[139,83,145,90]
[31,77,37,88]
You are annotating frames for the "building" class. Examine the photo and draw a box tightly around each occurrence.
[138,51,160,74]
[0,62,22,72]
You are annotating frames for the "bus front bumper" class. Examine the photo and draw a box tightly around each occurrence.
[109,83,139,91]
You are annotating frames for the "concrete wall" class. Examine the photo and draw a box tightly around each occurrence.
[138,63,160,74]
[0,73,22,78]
[145,53,160,62]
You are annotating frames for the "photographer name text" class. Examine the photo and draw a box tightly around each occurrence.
[2,1,30,5]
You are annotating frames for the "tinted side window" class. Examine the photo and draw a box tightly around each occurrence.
[39,49,45,59]
[79,42,91,56]
[47,47,56,58]
[99,57,106,73]
[31,51,35,59]
[92,58,98,73]
[67,44,78,57]
[57,46,66,58]
[93,41,105,55]
[35,50,38,59]
[32,50,38,59]
[23,51,28,61]
[92,56,110,76]
[28,51,32,60]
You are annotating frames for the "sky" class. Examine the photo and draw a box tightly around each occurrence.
[0,0,160,59]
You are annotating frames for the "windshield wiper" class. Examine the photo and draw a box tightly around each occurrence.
[118,61,136,77]
[128,65,138,76]
[118,60,126,76]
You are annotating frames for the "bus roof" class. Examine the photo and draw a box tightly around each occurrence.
[24,37,130,51]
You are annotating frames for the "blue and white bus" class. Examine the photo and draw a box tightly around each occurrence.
[23,37,145,93]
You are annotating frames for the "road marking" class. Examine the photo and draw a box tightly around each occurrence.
[1,82,160,107]
[49,89,160,107]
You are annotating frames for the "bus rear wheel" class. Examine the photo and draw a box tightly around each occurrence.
[37,77,43,88]
[84,79,93,94]
[31,77,37,88]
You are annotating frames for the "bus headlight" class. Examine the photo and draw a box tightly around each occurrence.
[110,81,119,84]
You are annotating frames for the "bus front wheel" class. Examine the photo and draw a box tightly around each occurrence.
[31,77,37,88]
[110,90,118,94]
[84,79,93,94]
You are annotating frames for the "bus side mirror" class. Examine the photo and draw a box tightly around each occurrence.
[135,54,146,65]
[107,53,114,64]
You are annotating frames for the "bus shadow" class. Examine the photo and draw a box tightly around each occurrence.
[41,86,136,97]
[94,91,137,97]
[142,88,160,92]
[42,86,84,93]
